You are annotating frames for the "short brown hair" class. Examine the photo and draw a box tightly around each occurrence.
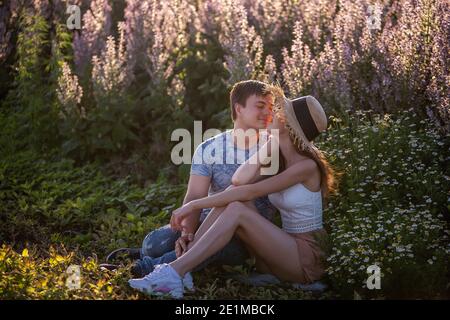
[229,80,270,120]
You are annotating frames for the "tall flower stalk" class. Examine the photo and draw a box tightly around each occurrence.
[123,0,192,88]
[57,61,84,119]
[91,22,129,98]
[73,0,112,76]
[197,0,266,85]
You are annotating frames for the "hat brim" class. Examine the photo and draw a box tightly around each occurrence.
[270,87,315,152]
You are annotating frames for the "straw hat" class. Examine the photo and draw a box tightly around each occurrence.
[270,86,328,152]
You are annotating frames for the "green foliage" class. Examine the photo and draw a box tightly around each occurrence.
[0,245,136,299]
[0,245,319,300]
[318,110,450,299]
[0,150,186,256]
[60,90,140,161]
[180,34,232,130]
[4,8,60,151]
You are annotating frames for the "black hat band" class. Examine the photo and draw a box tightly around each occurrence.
[292,97,320,141]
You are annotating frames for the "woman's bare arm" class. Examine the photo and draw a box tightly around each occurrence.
[172,159,317,228]
[231,135,278,185]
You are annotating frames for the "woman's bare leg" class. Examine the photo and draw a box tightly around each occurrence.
[187,201,272,275]
[230,201,272,274]
[185,185,237,251]
[170,201,305,283]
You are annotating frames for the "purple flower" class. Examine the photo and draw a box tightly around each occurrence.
[73,0,112,76]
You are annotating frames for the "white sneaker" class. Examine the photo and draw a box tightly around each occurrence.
[183,272,195,292]
[128,263,184,299]
[154,264,194,291]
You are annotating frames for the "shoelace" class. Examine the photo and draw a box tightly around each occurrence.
[142,264,165,281]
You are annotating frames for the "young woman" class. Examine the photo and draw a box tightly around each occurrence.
[129,86,337,298]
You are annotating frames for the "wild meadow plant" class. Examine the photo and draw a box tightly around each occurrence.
[73,0,112,77]
[0,245,132,299]
[56,0,196,159]
[122,0,193,90]
[0,3,15,63]
[262,0,449,131]
[43,0,450,163]
[318,110,449,298]
[195,0,267,84]
[57,61,84,120]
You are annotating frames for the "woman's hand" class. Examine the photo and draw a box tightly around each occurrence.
[175,232,194,258]
[170,202,196,230]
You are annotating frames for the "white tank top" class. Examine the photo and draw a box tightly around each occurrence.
[268,183,323,233]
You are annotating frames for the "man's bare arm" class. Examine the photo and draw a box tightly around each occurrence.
[171,174,211,234]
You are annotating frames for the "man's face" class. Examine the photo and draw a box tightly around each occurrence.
[235,94,273,130]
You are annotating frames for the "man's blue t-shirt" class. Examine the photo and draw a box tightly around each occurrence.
[190,130,275,221]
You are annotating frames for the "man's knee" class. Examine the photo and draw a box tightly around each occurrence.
[141,224,180,257]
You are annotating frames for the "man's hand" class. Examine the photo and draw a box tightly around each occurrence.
[170,202,196,230]
[175,232,194,258]
[171,174,208,256]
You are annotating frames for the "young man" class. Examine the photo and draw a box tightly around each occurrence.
[102,80,276,279]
